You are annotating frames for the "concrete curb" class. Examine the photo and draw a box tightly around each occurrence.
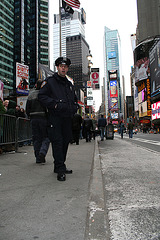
[85,138,110,240]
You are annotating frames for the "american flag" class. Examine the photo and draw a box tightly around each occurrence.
[63,0,80,9]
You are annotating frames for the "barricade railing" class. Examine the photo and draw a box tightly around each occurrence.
[0,114,32,152]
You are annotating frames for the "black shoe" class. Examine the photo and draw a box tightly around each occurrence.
[57,173,66,181]
[54,168,72,174]
[65,168,73,174]
[39,153,46,165]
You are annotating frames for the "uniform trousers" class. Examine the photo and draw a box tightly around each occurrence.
[49,116,72,173]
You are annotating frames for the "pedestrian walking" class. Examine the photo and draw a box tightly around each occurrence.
[26,79,50,164]
[128,119,134,138]
[38,57,78,181]
[82,115,93,142]
[71,112,82,145]
[120,120,125,139]
[98,114,107,141]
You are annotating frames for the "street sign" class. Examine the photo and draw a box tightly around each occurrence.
[91,68,100,89]
[87,88,93,106]
[91,72,99,83]
[87,81,92,87]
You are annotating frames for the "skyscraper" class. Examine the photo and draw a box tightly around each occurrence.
[104,26,123,123]
[14,0,49,88]
[0,0,14,93]
[53,8,86,70]
[136,0,160,43]
[0,0,49,96]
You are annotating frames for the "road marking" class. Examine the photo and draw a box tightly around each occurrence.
[115,135,160,146]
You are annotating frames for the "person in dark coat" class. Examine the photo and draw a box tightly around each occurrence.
[38,57,78,181]
[128,119,134,138]
[82,115,93,142]
[120,120,125,139]
[71,113,82,145]
[26,79,50,164]
[98,114,107,141]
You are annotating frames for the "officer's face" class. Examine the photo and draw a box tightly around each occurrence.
[57,64,69,77]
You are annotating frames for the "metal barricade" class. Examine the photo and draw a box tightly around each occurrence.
[0,114,17,145]
[16,117,32,148]
[0,114,32,152]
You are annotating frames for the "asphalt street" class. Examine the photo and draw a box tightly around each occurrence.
[98,134,160,240]
[0,135,160,240]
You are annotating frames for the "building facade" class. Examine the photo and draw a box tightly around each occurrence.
[53,8,86,70]
[136,0,160,43]
[104,26,123,125]
[0,0,49,98]
[0,0,14,96]
[133,0,160,131]
[66,34,89,94]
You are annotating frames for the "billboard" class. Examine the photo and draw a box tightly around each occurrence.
[135,57,150,83]
[108,70,117,80]
[149,40,160,96]
[17,96,28,110]
[110,80,118,98]
[0,80,4,100]
[108,51,116,59]
[138,79,151,117]
[108,97,118,110]
[151,101,160,120]
[16,62,29,95]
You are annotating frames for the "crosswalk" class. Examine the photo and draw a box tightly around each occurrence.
[115,134,160,146]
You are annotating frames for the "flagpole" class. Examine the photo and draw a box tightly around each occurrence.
[59,0,62,56]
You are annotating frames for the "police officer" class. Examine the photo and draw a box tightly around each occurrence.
[38,57,78,181]
[26,79,50,164]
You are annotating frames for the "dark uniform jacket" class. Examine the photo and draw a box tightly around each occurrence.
[26,89,46,119]
[38,73,78,118]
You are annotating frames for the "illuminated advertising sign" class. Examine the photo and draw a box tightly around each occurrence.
[135,57,149,83]
[138,79,151,117]
[109,70,117,80]
[108,97,118,110]
[149,39,160,96]
[111,112,119,119]
[110,80,118,98]
[16,62,29,95]
[151,101,160,120]
[108,51,116,59]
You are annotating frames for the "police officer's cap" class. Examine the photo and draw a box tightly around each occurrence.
[55,57,71,66]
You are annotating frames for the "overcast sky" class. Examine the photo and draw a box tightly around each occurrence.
[50,0,138,110]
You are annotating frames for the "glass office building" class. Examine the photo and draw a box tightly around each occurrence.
[0,0,49,96]
[0,0,14,93]
[104,26,123,121]
[53,8,85,70]
[14,0,49,88]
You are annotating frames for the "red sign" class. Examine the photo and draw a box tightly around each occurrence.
[91,72,99,83]
[87,81,92,87]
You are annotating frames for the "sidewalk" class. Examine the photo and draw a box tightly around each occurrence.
[1,135,160,240]
[0,139,95,240]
